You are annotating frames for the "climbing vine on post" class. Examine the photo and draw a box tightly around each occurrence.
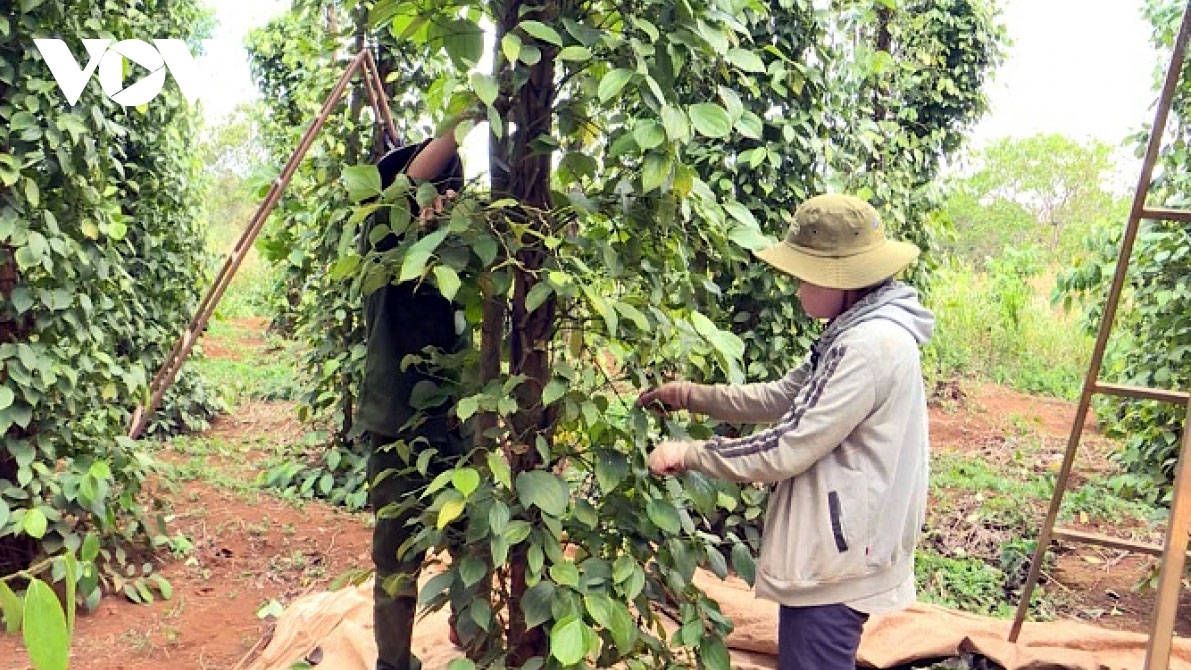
[1,0,217,661]
[357,0,784,664]
[819,0,1006,292]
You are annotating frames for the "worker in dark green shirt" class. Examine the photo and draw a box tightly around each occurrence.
[357,122,472,670]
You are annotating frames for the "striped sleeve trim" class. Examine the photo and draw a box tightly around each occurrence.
[706,346,848,459]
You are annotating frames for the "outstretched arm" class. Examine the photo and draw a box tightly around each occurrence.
[687,359,813,423]
[404,110,482,181]
[685,345,874,483]
[637,359,812,424]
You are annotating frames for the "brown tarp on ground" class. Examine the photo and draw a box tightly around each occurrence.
[244,570,1191,670]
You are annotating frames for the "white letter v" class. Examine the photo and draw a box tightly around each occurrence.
[34,39,111,105]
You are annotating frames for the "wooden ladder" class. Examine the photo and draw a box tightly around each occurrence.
[126,49,398,440]
[1008,2,1191,667]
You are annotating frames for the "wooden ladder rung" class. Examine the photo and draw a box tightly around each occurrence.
[1051,527,1181,557]
[1092,382,1190,404]
[1140,206,1191,223]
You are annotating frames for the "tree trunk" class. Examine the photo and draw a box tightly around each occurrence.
[869,6,893,173]
[491,0,558,662]
[480,4,513,455]
[875,7,893,58]
[337,4,369,444]
[0,247,19,345]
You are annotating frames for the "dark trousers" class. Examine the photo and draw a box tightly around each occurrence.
[778,604,869,670]
[369,432,444,670]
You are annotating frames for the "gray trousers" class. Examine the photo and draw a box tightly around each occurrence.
[778,604,869,670]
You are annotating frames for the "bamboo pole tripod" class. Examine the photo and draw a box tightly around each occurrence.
[126,49,398,440]
[1008,2,1191,667]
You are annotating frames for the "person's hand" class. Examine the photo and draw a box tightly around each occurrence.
[437,105,488,136]
[635,381,692,414]
[648,440,693,476]
[419,189,457,222]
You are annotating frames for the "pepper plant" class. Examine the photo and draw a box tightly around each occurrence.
[1,0,217,665]
[321,0,1004,667]
[1,0,214,621]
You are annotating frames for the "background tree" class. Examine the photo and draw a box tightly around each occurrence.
[196,102,268,230]
[945,134,1127,264]
[194,104,278,320]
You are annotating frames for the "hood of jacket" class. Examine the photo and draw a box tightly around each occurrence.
[812,280,934,363]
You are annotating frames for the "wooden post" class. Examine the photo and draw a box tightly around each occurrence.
[1143,399,1191,669]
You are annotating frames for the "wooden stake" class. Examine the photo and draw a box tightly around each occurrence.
[1143,399,1191,669]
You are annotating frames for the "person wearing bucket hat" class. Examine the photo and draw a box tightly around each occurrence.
[638,194,935,670]
[356,111,483,670]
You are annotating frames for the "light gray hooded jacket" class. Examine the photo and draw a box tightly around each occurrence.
[684,281,935,608]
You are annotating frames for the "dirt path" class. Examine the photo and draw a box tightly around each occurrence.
[0,319,373,670]
[932,382,1191,636]
[1,411,373,670]
[58,479,369,670]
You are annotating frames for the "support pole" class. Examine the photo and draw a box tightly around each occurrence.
[1142,399,1191,669]
[362,50,400,146]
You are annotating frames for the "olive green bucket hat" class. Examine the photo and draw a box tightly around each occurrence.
[755,194,920,290]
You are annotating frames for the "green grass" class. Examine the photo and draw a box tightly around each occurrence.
[158,435,321,514]
[919,444,1158,620]
[930,450,1049,525]
[1063,478,1162,528]
[931,449,1039,494]
[925,261,1093,400]
[916,550,1022,618]
[203,189,277,320]
[930,448,1156,529]
[150,434,265,500]
[191,319,302,406]
[921,448,1048,617]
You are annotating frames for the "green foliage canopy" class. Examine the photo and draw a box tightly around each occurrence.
[1,0,217,660]
[246,0,1002,665]
[944,134,1126,264]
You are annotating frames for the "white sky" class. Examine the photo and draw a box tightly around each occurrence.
[194,0,288,122]
[969,0,1160,147]
[193,0,1164,177]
